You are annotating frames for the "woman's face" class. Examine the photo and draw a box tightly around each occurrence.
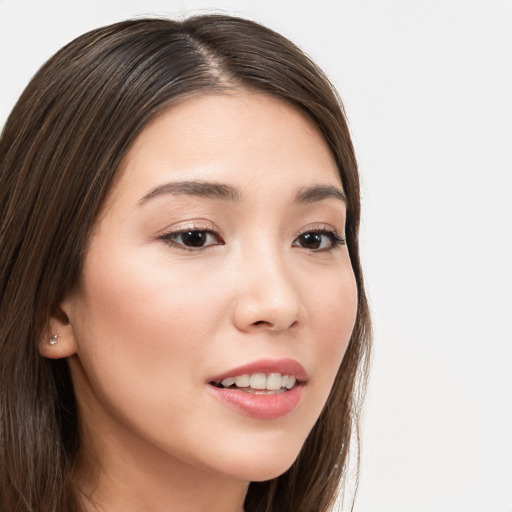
[62,92,357,483]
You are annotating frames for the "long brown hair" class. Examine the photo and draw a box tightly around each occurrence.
[0,15,371,512]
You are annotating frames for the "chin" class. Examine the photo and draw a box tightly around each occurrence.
[213,438,305,483]
[245,461,296,483]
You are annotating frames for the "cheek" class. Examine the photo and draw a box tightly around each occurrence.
[305,266,358,393]
[68,246,236,462]
[69,244,227,404]
[312,265,357,340]
[77,241,224,339]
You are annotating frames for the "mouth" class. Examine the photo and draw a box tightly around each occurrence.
[207,359,307,419]
[210,372,299,395]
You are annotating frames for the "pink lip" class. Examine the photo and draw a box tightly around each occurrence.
[207,358,307,420]
[209,385,304,420]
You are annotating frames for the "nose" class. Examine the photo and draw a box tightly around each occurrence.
[232,246,307,333]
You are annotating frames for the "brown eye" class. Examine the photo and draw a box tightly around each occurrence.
[297,232,323,250]
[162,230,223,250]
[293,230,346,251]
[181,231,209,247]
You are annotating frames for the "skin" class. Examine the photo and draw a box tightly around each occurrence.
[41,91,358,512]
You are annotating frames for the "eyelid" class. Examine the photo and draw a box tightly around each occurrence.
[159,220,217,235]
[295,223,345,239]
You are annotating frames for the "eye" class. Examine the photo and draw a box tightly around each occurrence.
[161,229,223,250]
[293,230,346,251]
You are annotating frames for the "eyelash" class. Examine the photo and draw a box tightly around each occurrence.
[160,223,222,252]
[160,225,346,252]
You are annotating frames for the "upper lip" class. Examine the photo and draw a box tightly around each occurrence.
[208,358,307,384]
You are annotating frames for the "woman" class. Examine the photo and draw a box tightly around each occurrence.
[0,14,371,512]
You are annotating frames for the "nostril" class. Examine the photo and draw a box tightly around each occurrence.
[251,319,300,331]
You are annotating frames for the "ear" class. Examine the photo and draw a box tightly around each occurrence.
[38,298,79,359]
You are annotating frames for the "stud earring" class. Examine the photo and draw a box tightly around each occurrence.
[49,334,58,345]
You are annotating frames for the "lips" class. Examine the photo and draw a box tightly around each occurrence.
[207,358,307,420]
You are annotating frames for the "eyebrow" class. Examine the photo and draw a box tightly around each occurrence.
[138,180,346,206]
[295,185,347,204]
[139,180,242,205]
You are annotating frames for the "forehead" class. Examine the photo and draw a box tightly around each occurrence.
[112,91,341,207]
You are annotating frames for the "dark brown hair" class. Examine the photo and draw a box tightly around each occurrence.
[0,15,371,512]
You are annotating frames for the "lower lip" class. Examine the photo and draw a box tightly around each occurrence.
[209,384,304,420]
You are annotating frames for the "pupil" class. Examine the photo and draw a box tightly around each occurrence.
[183,231,206,247]
[300,232,321,249]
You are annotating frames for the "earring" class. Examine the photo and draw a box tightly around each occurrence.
[49,334,58,345]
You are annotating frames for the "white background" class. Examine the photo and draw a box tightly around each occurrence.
[1,1,511,511]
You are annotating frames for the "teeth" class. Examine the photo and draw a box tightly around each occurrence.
[267,373,282,390]
[284,375,296,389]
[218,372,298,391]
[234,374,250,387]
[221,377,235,387]
[249,373,267,389]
